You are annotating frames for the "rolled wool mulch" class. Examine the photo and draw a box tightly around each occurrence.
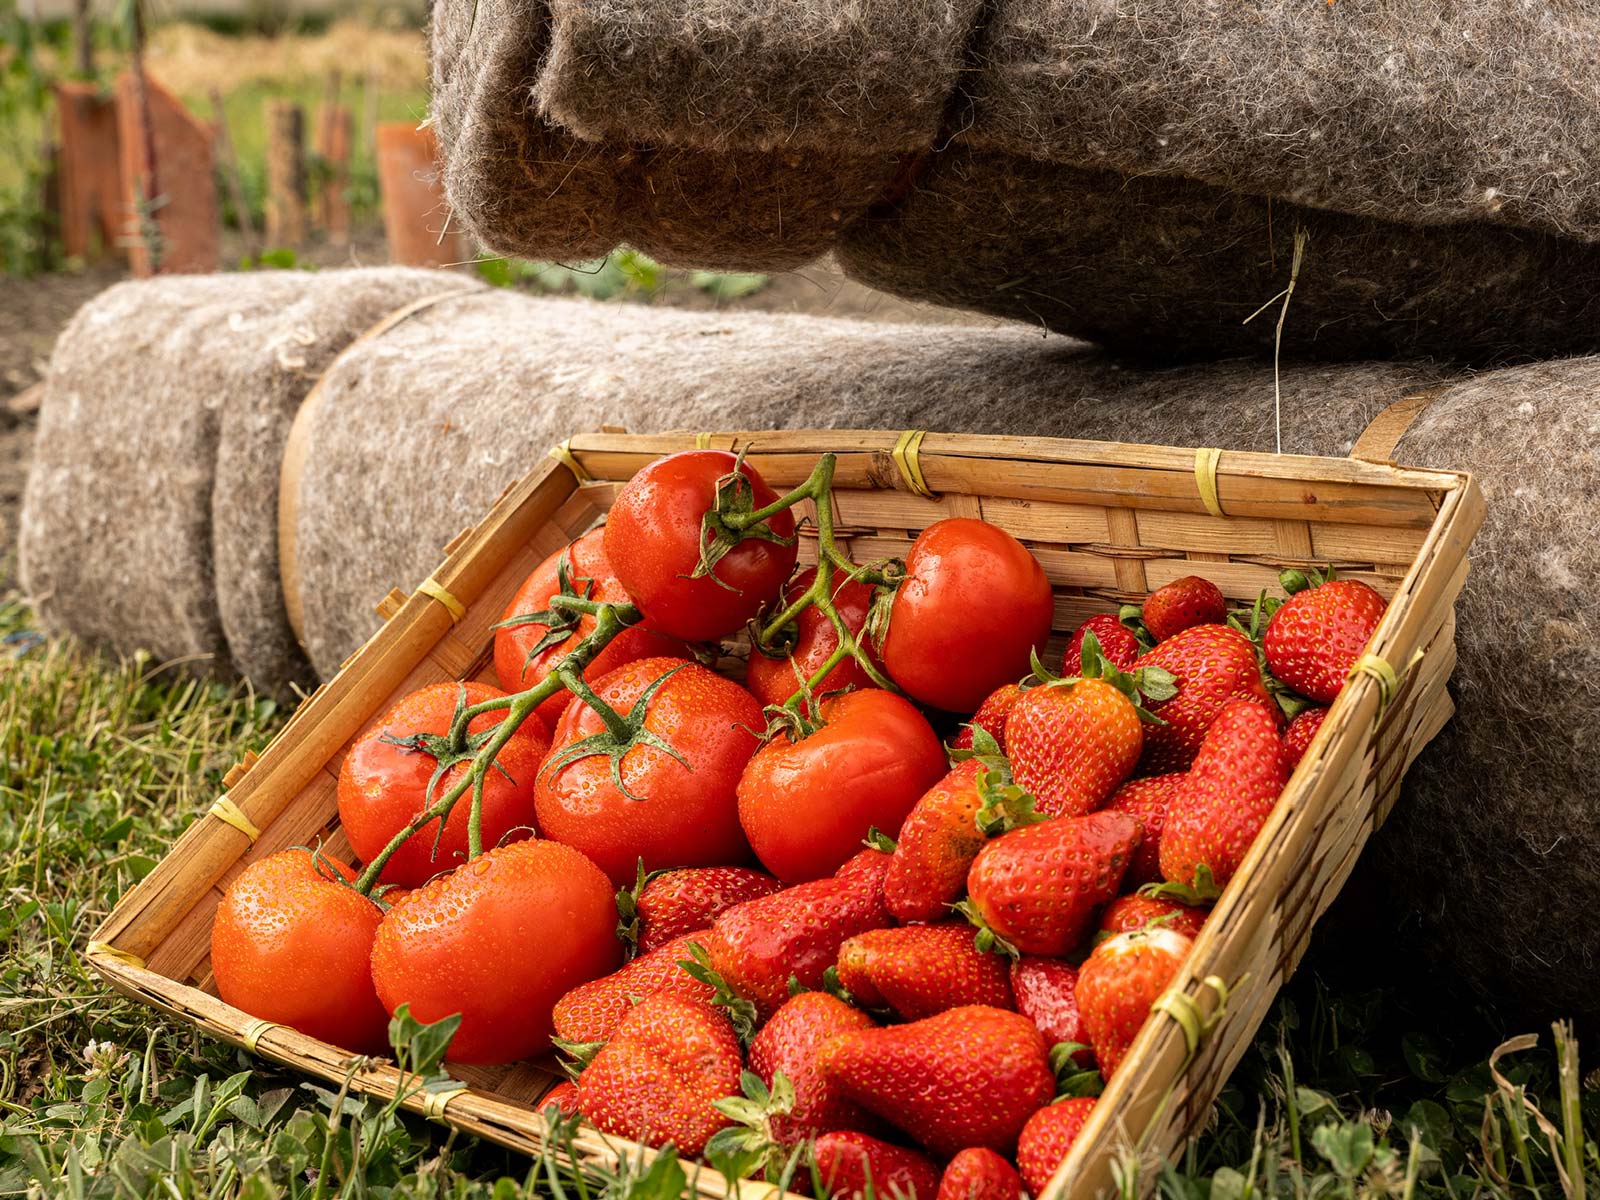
[433,0,1600,361]
[430,0,898,271]
[17,267,483,696]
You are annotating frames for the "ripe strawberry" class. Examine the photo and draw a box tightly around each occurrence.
[1016,1099,1097,1196]
[747,992,883,1144]
[1159,700,1289,891]
[1284,706,1329,769]
[1005,674,1149,817]
[1076,927,1193,1078]
[1141,576,1226,643]
[819,1005,1054,1157]
[1065,614,1141,672]
[950,683,1026,752]
[1010,957,1091,1061]
[1263,573,1388,704]
[541,1079,580,1116]
[964,812,1141,956]
[812,1132,941,1200]
[552,933,713,1044]
[703,864,890,1021]
[1103,773,1184,887]
[616,864,782,956]
[1136,624,1274,773]
[937,1148,1024,1200]
[575,994,741,1157]
[1097,894,1206,941]
[885,746,1042,924]
[837,923,1014,1020]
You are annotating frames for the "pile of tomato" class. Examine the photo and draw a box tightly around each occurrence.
[211,449,1388,1200]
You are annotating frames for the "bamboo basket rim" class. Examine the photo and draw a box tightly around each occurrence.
[86,427,1484,1200]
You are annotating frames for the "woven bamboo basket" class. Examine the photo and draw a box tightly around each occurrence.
[86,429,1483,1200]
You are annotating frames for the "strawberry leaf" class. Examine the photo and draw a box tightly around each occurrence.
[863,826,897,854]
[1140,864,1222,907]
[550,1036,604,1080]
[952,897,1020,960]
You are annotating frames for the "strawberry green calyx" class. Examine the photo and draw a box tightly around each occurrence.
[551,1035,604,1079]
[863,827,898,854]
[1029,638,1178,726]
[614,858,674,958]
[1279,565,1337,596]
[706,1070,803,1184]
[788,964,857,1007]
[1049,1042,1105,1098]
[952,897,1022,960]
[677,941,760,1046]
[1140,865,1223,907]
[949,725,1048,838]
[1229,590,1316,720]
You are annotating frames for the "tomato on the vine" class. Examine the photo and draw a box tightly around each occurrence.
[746,567,880,708]
[603,450,797,642]
[337,682,551,889]
[370,839,619,1063]
[881,518,1054,713]
[211,849,390,1053]
[494,529,689,728]
[535,656,764,884]
[737,688,947,884]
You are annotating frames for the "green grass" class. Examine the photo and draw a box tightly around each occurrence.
[0,593,1595,1199]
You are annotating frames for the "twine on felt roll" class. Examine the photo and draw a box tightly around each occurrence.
[207,796,262,842]
[417,577,466,623]
[1193,448,1226,518]
[240,1017,279,1053]
[892,429,934,497]
[85,941,147,970]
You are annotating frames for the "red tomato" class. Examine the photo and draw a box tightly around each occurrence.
[338,682,551,889]
[494,528,689,728]
[603,451,798,642]
[882,518,1054,713]
[535,657,764,884]
[737,689,947,884]
[370,839,619,1063]
[211,849,389,1054]
[746,568,880,708]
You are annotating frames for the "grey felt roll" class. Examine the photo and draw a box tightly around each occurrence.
[838,150,1600,363]
[430,0,898,272]
[18,267,483,696]
[431,0,1600,361]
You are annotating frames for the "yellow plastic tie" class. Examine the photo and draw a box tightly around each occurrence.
[86,941,146,970]
[891,430,934,498]
[547,440,592,484]
[694,432,714,449]
[422,1086,468,1120]
[417,578,466,624]
[1349,649,1422,720]
[1194,447,1226,518]
[208,796,262,843]
[1152,974,1232,1057]
[240,1018,279,1053]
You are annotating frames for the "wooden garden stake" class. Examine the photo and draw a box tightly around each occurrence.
[210,88,255,248]
[264,99,307,247]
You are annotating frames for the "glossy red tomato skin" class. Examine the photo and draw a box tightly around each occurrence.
[603,451,798,642]
[746,568,880,707]
[494,529,690,728]
[211,849,390,1054]
[882,518,1054,713]
[737,689,948,884]
[337,682,552,889]
[369,839,619,1064]
[535,657,765,885]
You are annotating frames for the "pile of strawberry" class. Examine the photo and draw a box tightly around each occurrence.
[208,450,1389,1200]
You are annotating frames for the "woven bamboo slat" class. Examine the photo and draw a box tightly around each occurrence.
[86,429,1483,1200]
